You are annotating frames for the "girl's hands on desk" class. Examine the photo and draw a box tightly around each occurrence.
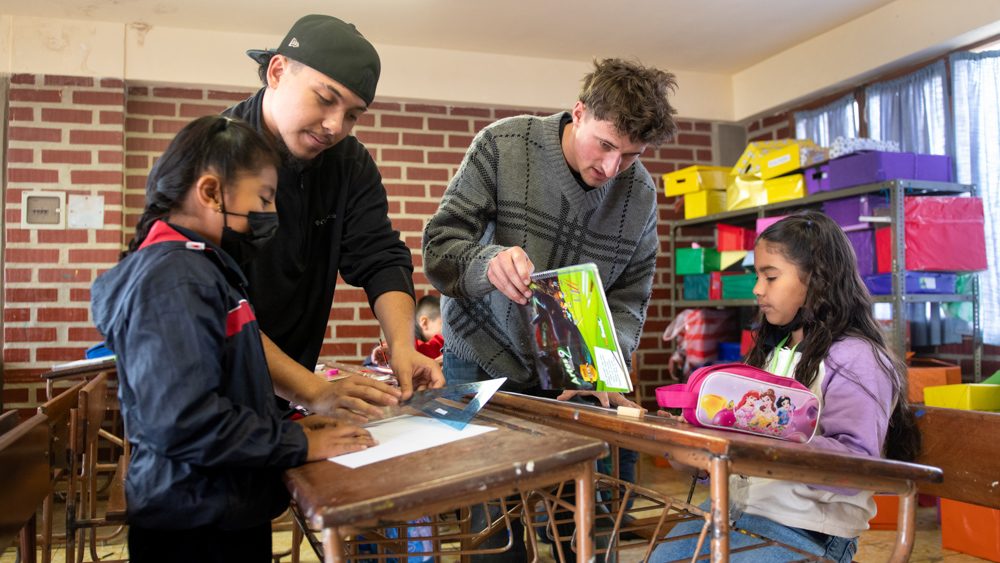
[297,415,377,461]
[319,376,402,424]
[556,390,643,410]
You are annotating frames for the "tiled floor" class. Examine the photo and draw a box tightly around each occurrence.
[4,454,989,562]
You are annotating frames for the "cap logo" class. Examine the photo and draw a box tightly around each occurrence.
[288,37,300,48]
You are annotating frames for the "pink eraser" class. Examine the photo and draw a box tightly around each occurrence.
[326,368,339,376]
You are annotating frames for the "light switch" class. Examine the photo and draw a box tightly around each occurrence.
[22,191,65,229]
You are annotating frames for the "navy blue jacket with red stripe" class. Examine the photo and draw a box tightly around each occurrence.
[91,221,308,530]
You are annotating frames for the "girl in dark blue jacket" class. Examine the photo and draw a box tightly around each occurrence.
[91,115,375,563]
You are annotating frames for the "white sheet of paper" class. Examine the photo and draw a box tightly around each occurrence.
[328,414,497,469]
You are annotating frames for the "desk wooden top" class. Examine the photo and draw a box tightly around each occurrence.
[41,357,117,381]
[284,406,607,530]
[489,392,942,492]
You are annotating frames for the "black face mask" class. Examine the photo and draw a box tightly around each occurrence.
[218,205,279,266]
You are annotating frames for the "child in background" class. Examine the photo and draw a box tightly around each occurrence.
[414,295,444,363]
[91,115,375,563]
[651,210,920,562]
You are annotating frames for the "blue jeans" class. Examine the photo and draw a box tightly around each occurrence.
[650,501,857,562]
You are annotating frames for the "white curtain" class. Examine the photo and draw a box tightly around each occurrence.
[865,60,950,156]
[951,50,1000,345]
[793,94,859,146]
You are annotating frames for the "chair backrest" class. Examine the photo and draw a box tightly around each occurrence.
[72,373,109,454]
[37,379,87,474]
[0,413,51,552]
[0,410,20,435]
[913,405,1000,508]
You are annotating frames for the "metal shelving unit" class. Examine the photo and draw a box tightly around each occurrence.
[669,179,983,380]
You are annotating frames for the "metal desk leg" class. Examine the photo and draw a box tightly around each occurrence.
[575,462,595,563]
[709,455,730,563]
[323,527,345,563]
[890,483,918,563]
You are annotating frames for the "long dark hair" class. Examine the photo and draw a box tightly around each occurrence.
[126,115,280,255]
[745,210,920,461]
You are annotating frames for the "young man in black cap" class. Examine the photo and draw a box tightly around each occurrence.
[225,15,445,419]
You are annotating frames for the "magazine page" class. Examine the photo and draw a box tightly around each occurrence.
[523,263,632,393]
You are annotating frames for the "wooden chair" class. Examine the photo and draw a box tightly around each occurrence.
[65,373,128,563]
[37,380,88,563]
[0,410,21,435]
[0,412,52,563]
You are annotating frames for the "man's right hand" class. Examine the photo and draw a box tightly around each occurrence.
[487,246,535,304]
[316,375,402,424]
[298,416,377,461]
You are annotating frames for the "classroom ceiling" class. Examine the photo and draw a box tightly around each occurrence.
[0,0,897,74]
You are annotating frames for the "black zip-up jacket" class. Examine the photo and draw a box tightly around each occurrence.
[91,221,308,530]
[224,89,415,371]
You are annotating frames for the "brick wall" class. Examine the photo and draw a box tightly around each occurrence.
[2,73,721,412]
[744,111,793,143]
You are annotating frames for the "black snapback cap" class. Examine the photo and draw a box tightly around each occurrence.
[247,14,380,106]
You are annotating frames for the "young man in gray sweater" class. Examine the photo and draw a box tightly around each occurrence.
[422,57,678,560]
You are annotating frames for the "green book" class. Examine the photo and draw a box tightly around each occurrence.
[523,263,632,393]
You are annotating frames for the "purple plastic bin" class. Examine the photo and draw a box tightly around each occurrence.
[829,151,916,190]
[823,195,888,228]
[864,272,958,295]
[914,154,952,182]
[804,164,830,194]
[847,229,876,277]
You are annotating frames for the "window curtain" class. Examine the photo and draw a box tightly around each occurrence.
[793,94,859,146]
[951,50,1000,345]
[865,60,950,156]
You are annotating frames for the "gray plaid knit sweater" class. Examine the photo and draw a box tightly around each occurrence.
[422,112,659,386]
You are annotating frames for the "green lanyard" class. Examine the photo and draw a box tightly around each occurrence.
[769,334,799,377]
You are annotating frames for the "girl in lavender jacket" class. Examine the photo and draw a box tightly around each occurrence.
[653,210,920,563]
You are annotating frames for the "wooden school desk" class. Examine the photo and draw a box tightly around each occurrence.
[488,392,943,563]
[283,406,608,562]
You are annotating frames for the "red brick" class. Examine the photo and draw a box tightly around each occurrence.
[659,148,693,160]
[379,166,402,180]
[370,101,401,111]
[12,74,36,85]
[749,132,774,143]
[388,201,401,214]
[37,308,89,322]
[153,119,188,134]
[73,91,124,105]
[494,109,527,119]
[391,218,427,232]
[451,106,491,118]
[405,103,447,114]
[179,103,226,118]
[448,135,474,149]
[357,114,376,127]
[126,175,148,190]
[42,149,92,164]
[776,126,792,139]
[6,248,59,263]
[429,184,447,198]
[70,288,91,302]
[8,168,58,183]
[39,268,92,283]
[70,130,123,145]
[128,86,149,96]
[9,107,34,121]
[101,78,125,88]
[36,348,88,362]
[7,148,34,163]
[335,325,381,339]
[329,307,356,321]
[762,114,790,128]
[697,150,713,161]
[126,117,150,133]
[69,326,102,341]
[428,118,470,132]
[474,120,493,132]
[677,134,712,147]
[96,230,124,244]
[382,148,424,163]
[404,133,445,147]
[100,110,124,125]
[126,155,149,169]
[10,89,62,103]
[404,235,423,249]
[103,211,123,226]
[2,387,30,404]
[127,100,176,116]
[676,121,694,131]
[153,87,204,99]
[695,122,712,132]
[5,209,23,225]
[99,150,123,164]
[10,126,61,143]
[642,161,675,175]
[71,170,123,185]
[5,269,32,282]
[427,151,464,165]
[402,201,442,215]
[384,183,427,198]
[125,137,170,152]
[42,107,93,124]
[69,249,120,263]
[125,194,146,208]
[355,130,399,145]
[38,230,88,244]
[208,90,252,101]
[45,75,93,86]
[4,308,31,323]
[320,343,361,357]
[381,115,424,129]
[5,327,57,342]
